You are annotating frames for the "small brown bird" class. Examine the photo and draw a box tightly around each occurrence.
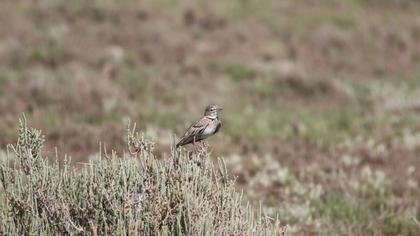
[176,104,223,148]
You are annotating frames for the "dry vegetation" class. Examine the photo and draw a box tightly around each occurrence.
[0,118,281,235]
[0,0,419,235]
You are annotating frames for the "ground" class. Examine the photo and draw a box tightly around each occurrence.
[0,0,419,235]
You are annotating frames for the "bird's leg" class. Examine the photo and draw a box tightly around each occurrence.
[198,141,207,149]
[198,141,209,154]
[192,137,201,155]
[196,141,204,159]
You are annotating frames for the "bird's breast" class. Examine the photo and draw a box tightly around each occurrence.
[202,119,219,137]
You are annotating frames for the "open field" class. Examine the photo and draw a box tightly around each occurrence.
[0,0,419,235]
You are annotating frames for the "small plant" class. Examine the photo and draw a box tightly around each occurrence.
[0,117,280,235]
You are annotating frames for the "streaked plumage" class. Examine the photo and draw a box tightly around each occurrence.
[176,104,222,148]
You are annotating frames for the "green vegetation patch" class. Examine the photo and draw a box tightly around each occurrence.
[312,194,370,226]
[222,63,257,82]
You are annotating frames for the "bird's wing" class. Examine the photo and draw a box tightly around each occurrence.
[177,117,210,146]
[182,116,210,139]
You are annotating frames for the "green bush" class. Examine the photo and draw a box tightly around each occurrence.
[0,118,280,235]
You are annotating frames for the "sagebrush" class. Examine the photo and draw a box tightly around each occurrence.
[0,118,280,235]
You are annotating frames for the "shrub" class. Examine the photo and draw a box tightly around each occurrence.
[0,118,280,235]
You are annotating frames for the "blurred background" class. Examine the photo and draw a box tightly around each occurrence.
[0,0,419,234]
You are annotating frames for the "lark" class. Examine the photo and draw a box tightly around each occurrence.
[176,104,223,148]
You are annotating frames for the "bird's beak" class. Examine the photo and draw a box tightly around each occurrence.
[218,107,223,111]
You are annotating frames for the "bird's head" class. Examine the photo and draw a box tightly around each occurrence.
[204,104,223,119]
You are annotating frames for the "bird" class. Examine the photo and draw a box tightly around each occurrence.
[176,104,223,148]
